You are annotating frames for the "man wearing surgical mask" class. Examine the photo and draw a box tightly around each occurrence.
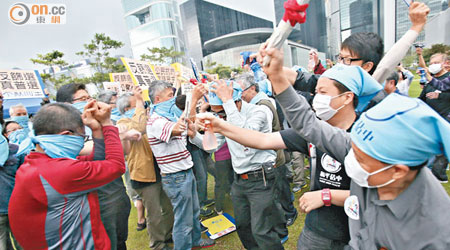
[418,53,450,183]
[345,94,450,249]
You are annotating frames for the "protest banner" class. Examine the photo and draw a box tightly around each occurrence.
[121,57,160,101]
[171,63,195,81]
[152,65,177,85]
[109,72,135,93]
[103,82,121,94]
[0,70,46,99]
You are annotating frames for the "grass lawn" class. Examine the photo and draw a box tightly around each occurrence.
[126,74,437,249]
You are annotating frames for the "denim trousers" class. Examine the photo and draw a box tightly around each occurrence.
[188,144,208,206]
[162,168,201,250]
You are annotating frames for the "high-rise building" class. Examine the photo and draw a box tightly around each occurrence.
[274,0,329,56]
[180,0,273,66]
[396,0,448,42]
[121,0,186,62]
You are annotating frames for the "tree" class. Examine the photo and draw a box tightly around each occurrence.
[422,43,450,63]
[206,64,243,79]
[30,50,67,83]
[141,47,185,65]
[76,33,125,83]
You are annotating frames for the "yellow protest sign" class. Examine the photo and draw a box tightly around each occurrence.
[109,72,135,93]
[121,57,160,101]
[152,65,177,85]
[0,70,46,99]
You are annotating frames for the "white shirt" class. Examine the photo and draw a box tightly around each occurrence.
[146,113,193,174]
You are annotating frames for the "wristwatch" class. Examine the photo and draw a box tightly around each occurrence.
[322,188,332,207]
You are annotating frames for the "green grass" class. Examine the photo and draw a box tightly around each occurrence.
[125,78,438,249]
[408,73,423,98]
[126,169,450,249]
[126,171,311,250]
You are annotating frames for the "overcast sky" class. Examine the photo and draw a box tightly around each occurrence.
[0,0,132,70]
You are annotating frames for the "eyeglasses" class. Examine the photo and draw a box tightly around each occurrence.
[72,96,92,102]
[69,130,90,142]
[335,55,363,66]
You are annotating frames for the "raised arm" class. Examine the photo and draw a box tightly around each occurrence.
[372,2,430,83]
[257,45,351,163]
[195,113,287,150]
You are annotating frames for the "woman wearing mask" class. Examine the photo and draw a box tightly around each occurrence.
[195,63,381,250]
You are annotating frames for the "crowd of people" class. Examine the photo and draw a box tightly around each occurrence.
[1,1,450,250]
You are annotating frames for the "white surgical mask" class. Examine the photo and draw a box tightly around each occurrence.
[312,93,347,121]
[344,149,395,188]
[428,63,442,75]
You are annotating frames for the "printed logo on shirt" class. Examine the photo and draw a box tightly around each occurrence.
[321,154,342,173]
[344,195,360,220]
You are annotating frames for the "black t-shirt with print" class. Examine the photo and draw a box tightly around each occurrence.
[280,128,350,242]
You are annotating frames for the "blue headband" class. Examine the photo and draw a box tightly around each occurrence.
[321,64,382,113]
[208,81,243,105]
[351,94,450,166]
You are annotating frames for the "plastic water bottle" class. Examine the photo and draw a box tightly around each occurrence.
[202,120,218,151]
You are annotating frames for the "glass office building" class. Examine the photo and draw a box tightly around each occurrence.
[180,0,273,66]
[121,0,186,62]
[274,0,328,56]
[396,0,448,42]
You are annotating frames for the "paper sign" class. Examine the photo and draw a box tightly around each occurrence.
[103,82,121,94]
[171,63,195,81]
[152,65,177,85]
[121,58,160,101]
[121,57,159,87]
[0,70,45,99]
[109,72,135,93]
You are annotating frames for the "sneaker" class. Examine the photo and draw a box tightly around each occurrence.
[201,199,215,207]
[292,183,307,193]
[200,207,214,218]
[439,179,449,184]
[136,220,146,231]
[192,238,215,249]
[281,235,289,244]
[201,224,209,233]
[214,208,223,215]
[286,211,298,227]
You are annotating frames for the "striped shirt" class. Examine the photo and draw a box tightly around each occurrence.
[146,113,193,174]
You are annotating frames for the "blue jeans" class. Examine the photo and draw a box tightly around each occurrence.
[162,169,201,250]
[188,144,208,206]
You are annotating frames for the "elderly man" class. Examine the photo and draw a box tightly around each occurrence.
[417,52,450,183]
[9,104,30,133]
[236,73,297,227]
[346,93,450,249]
[9,101,126,249]
[146,80,214,250]
[56,84,131,250]
[190,81,286,250]
[116,87,174,250]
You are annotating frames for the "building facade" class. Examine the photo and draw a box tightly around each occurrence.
[121,0,186,62]
[180,0,273,67]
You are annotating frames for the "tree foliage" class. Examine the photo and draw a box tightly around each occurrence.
[76,33,125,83]
[30,50,67,83]
[141,47,185,65]
[422,44,450,63]
[206,64,242,79]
